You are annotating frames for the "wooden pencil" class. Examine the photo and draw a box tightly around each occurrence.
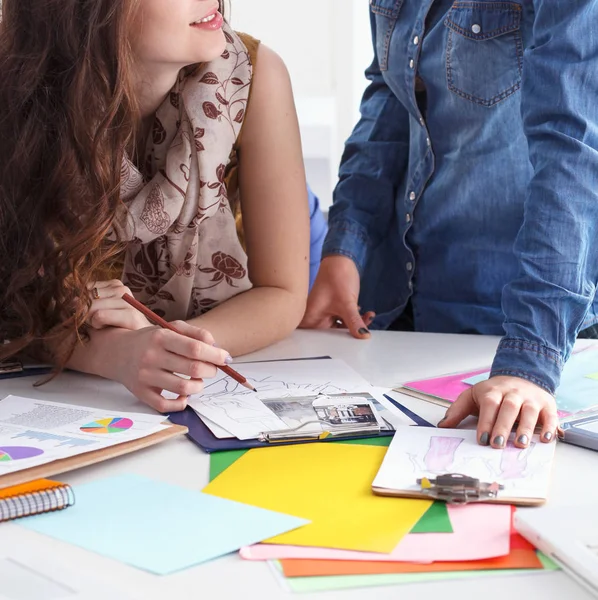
[121,293,257,392]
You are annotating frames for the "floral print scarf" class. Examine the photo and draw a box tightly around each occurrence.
[112,24,252,320]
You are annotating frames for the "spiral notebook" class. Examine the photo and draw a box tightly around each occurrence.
[0,479,74,522]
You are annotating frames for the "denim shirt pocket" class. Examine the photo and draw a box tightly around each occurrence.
[444,2,523,107]
[370,0,404,71]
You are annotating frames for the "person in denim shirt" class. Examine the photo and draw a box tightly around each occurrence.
[302,1,598,448]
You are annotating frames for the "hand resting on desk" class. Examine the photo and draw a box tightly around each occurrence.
[439,375,558,451]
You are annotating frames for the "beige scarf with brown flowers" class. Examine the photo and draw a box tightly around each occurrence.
[112,24,252,321]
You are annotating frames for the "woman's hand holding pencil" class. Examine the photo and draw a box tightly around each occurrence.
[83,281,251,413]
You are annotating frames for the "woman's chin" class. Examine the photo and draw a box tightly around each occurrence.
[192,33,228,64]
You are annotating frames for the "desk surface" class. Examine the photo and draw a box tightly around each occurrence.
[1,330,596,600]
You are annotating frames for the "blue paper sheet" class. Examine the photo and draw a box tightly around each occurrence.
[19,474,308,575]
[462,349,598,414]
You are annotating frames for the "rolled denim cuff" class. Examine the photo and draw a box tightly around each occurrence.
[490,337,564,396]
[322,218,370,275]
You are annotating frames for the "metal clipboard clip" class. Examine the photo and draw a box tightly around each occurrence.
[258,419,381,444]
[416,473,504,505]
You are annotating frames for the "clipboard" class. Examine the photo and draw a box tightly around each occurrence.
[0,422,187,490]
[371,427,556,507]
[168,405,394,453]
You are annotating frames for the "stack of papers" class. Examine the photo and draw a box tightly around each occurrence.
[0,396,168,475]
[399,346,598,417]
[206,442,559,593]
[183,359,408,442]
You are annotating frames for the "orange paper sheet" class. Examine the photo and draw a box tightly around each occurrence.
[280,549,542,577]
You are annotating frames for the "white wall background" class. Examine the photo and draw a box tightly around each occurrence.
[228,0,373,209]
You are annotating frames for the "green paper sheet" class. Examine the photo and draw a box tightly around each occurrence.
[209,449,246,481]
[275,553,559,593]
[410,502,452,533]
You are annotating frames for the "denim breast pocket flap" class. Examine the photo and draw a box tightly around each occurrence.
[444,1,522,41]
[370,0,404,19]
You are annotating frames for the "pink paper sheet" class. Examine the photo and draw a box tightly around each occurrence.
[240,504,511,563]
[402,368,490,403]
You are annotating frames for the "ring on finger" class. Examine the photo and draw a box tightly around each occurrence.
[92,287,100,300]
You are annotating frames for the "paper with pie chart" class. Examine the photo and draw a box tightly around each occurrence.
[0,395,168,474]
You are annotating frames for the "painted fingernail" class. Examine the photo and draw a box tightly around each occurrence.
[212,343,219,347]
[543,431,553,441]
[224,354,233,364]
[358,328,370,335]
[480,432,490,446]
[517,434,529,446]
[493,435,505,448]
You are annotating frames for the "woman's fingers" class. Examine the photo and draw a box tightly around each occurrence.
[171,320,216,346]
[474,389,503,446]
[514,402,540,448]
[489,392,523,448]
[157,328,230,365]
[137,386,188,414]
[138,368,206,398]
[155,349,218,380]
[539,406,559,443]
[438,387,477,428]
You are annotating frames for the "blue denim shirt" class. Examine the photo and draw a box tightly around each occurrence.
[307,185,327,291]
[323,0,598,394]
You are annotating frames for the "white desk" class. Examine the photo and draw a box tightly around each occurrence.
[1,330,597,600]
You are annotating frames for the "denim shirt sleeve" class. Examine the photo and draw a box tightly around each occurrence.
[492,2,598,394]
[322,12,410,274]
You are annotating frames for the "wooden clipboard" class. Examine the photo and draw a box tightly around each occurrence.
[0,422,187,490]
[371,484,546,507]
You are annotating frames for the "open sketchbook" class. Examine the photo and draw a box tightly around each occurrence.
[372,427,556,506]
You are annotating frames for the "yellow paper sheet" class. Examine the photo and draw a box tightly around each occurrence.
[202,443,431,553]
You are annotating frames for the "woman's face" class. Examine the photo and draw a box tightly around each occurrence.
[131,0,226,71]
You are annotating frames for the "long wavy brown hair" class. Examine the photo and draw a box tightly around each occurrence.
[0,0,226,368]
[0,0,144,367]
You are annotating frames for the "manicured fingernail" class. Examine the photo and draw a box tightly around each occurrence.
[480,432,490,446]
[493,435,505,448]
[358,328,370,335]
[212,342,219,347]
[225,354,233,364]
[517,434,529,446]
[437,417,447,426]
[543,431,553,441]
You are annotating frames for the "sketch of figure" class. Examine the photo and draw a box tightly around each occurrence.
[423,436,464,473]
[499,440,536,479]
[408,436,465,474]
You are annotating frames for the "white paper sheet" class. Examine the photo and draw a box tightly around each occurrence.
[188,359,377,440]
[373,427,555,500]
[0,395,167,474]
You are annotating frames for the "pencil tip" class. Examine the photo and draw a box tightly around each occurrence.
[252,387,257,392]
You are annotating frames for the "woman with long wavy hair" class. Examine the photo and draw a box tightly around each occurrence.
[0,0,309,411]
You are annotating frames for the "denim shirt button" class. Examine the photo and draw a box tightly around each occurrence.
[409,59,415,69]
[413,35,420,45]
[406,262,413,271]
[426,137,431,146]
[406,213,411,223]
[471,24,481,34]
[419,116,425,126]
[409,191,416,201]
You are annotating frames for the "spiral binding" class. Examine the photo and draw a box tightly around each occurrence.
[0,484,75,522]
